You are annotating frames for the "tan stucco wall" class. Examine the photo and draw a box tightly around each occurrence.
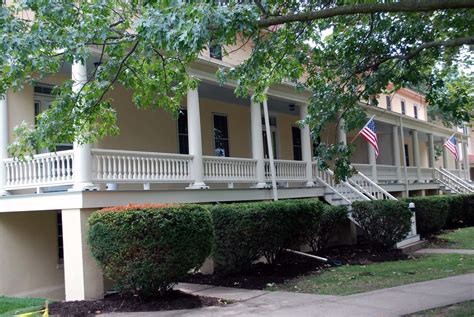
[378,90,428,121]
[0,211,64,299]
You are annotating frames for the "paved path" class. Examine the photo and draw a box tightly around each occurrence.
[103,273,474,317]
[415,248,474,255]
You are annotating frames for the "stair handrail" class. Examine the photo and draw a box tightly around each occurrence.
[434,168,473,194]
[325,169,371,202]
[440,167,474,190]
[315,169,353,205]
[348,170,398,200]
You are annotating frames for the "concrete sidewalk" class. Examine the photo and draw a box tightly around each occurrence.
[415,248,474,255]
[103,273,474,317]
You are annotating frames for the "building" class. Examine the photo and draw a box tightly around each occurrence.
[0,35,472,301]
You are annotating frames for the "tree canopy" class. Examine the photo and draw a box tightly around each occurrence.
[1,0,473,178]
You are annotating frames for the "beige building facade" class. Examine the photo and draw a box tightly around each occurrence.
[0,39,472,301]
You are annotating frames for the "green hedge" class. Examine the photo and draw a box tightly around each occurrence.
[306,205,349,252]
[87,204,213,297]
[445,194,474,228]
[352,200,413,248]
[404,194,474,236]
[404,196,450,236]
[211,199,348,273]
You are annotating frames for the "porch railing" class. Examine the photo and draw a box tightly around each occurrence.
[204,156,257,182]
[4,150,74,190]
[265,159,307,182]
[91,149,193,183]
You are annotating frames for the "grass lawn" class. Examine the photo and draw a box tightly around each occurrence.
[268,254,474,295]
[0,296,46,317]
[407,300,474,317]
[430,227,474,249]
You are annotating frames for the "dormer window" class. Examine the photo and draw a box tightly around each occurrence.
[209,44,223,60]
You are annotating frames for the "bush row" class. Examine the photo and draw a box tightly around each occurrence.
[87,199,349,296]
[211,199,348,273]
[403,194,474,236]
[351,200,413,248]
[88,204,214,297]
[351,194,474,246]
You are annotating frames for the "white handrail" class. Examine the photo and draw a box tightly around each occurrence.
[4,150,74,189]
[349,170,397,200]
[441,168,474,190]
[434,168,473,194]
[203,156,257,182]
[91,149,193,183]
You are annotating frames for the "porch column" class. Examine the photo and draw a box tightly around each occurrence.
[300,104,315,187]
[443,145,449,169]
[337,113,347,145]
[368,142,377,182]
[71,60,96,191]
[392,125,402,183]
[250,99,266,188]
[62,208,104,301]
[0,94,8,196]
[412,130,421,181]
[187,87,207,189]
[462,138,469,180]
[428,133,435,168]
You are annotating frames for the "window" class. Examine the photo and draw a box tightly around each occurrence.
[401,101,406,115]
[57,212,64,264]
[177,109,189,154]
[413,105,418,119]
[404,144,410,166]
[213,114,229,157]
[292,127,302,161]
[209,44,223,60]
[262,116,278,159]
[386,96,392,111]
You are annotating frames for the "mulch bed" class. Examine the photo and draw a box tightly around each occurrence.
[182,244,409,290]
[48,290,224,316]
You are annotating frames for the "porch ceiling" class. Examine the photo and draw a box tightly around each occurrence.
[199,81,299,115]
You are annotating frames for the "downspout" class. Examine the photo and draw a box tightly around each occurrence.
[262,98,278,201]
[400,116,409,197]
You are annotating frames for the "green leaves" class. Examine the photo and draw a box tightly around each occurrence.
[0,1,472,180]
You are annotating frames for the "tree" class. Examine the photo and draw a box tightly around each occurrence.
[1,0,473,178]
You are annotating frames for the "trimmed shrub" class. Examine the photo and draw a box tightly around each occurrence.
[87,204,213,297]
[403,196,450,236]
[211,199,332,273]
[306,205,349,252]
[352,200,412,249]
[445,194,474,228]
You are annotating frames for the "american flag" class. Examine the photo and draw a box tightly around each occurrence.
[443,134,459,161]
[359,117,379,158]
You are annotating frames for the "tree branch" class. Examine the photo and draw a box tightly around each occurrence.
[257,0,474,27]
[357,36,474,74]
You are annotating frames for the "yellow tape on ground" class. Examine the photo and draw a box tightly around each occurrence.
[15,308,48,317]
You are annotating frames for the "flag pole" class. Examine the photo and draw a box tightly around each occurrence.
[350,114,375,144]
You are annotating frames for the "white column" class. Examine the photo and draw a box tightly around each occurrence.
[187,87,207,189]
[412,130,421,181]
[368,143,377,182]
[251,99,266,188]
[71,60,96,191]
[62,209,104,301]
[443,146,449,169]
[0,94,8,196]
[300,104,315,187]
[428,133,435,168]
[392,125,402,182]
[337,113,347,145]
[462,138,469,180]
